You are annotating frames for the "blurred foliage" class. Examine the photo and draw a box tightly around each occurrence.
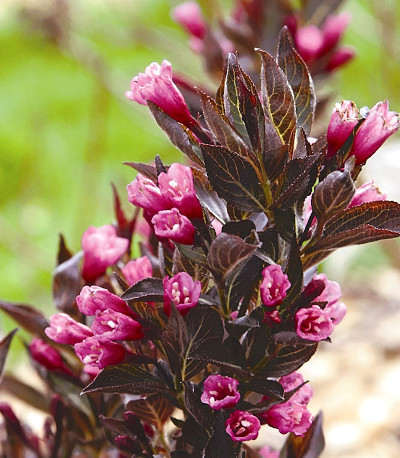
[0,0,399,334]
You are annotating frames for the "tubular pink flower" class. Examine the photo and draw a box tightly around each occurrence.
[225,410,260,442]
[262,402,312,436]
[325,47,355,72]
[76,285,132,317]
[151,208,195,244]
[158,163,203,219]
[294,25,324,63]
[126,174,168,216]
[122,256,153,286]
[321,13,351,53]
[349,181,387,207]
[126,60,197,128]
[92,310,143,341]
[279,372,313,406]
[350,101,400,164]
[172,2,207,39]
[81,225,129,282]
[74,336,126,369]
[327,100,359,157]
[295,305,334,341]
[163,272,201,316]
[260,265,291,307]
[325,301,347,325]
[29,338,73,376]
[45,313,93,345]
[312,273,342,307]
[200,375,240,410]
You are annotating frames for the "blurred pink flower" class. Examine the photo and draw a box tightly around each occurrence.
[172,2,207,39]
[349,181,387,207]
[122,256,153,286]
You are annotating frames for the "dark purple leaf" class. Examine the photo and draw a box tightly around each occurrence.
[123,162,158,181]
[0,375,49,413]
[121,277,164,302]
[0,329,17,380]
[52,251,82,313]
[201,144,266,212]
[126,394,175,427]
[56,233,73,265]
[263,144,289,182]
[0,300,48,336]
[242,378,284,399]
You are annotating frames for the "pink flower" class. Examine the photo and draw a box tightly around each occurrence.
[312,273,341,307]
[81,225,129,282]
[151,208,195,244]
[122,256,153,286]
[126,174,168,216]
[260,265,291,307]
[158,163,202,219]
[163,272,201,316]
[262,402,312,436]
[327,100,359,157]
[200,375,240,410]
[76,285,132,317]
[258,445,279,458]
[321,13,351,53]
[350,100,400,165]
[45,313,93,345]
[92,310,143,341]
[263,309,282,327]
[325,47,355,72]
[295,305,334,341]
[225,410,260,442]
[74,336,126,369]
[172,2,207,39]
[126,60,196,128]
[29,338,73,376]
[294,25,324,63]
[211,218,223,235]
[325,301,347,325]
[349,181,387,207]
[279,372,313,406]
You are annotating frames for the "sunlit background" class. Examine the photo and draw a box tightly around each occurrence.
[1,0,400,456]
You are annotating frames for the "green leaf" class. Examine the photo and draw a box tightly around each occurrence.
[0,329,18,381]
[126,394,175,428]
[258,49,297,151]
[82,363,166,395]
[207,233,258,283]
[201,144,266,212]
[277,27,316,135]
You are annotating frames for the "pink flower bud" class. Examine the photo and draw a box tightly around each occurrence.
[263,309,282,327]
[262,402,312,436]
[45,313,93,345]
[29,338,73,376]
[200,375,240,410]
[122,256,153,286]
[321,13,351,53]
[126,174,168,216]
[312,273,342,307]
[158,163,202,219]
[349,181,386,207]
[350,101,400,164]
[172,2,207,39]
[325,47,355,72]
[225,410,261,442]
[163,272,201,316]
[81,225,129,282]
[76,285,132,317]
[327,100,359,157]
[92,310,143,341]
[260,265,291,307]
[294,25,324,63]
[74,336,126,369]
[279,372,313,406]
[325,301,347,325]
[295,305,334,341]
[151,208,195,245]
[126,60,197,128]
[211,218,223,235]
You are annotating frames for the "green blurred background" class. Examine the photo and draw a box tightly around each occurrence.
[1,0,399,327]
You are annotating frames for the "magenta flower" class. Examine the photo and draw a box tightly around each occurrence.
[260,265,291,307]
[81,225,129,283]
[225,410,260,442]
[172,2,207,39]
[263,309,282,327]
[76,285,132,317]
[262,402,312,436]
[158,163,203,219]
[126,60,197,128]
[294,25,324,63]
[45,313,93,345]
[325,47,355,72]
[325,301,347,325]
[74,336,126,369]
[312,273,342,308]
[279,372,313,406]
[151,208,195,245]
[92,310,143,341]
[350,100,400,165]
[349,181,387,208]
[295,305,334,341]
[321,13,351,53]
[327,100,359,157]
[258,445,279,458]
[163,272,201,316]
[29,338,73,376]
[200,375,240,410]
[126,174,168,216]
[122,256,153,286]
